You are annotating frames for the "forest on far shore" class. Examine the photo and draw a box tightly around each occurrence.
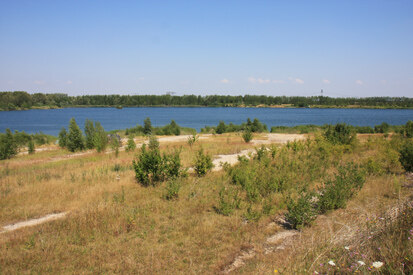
[1,91,413,111]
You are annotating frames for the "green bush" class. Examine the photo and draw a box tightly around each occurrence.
[324,123,356,145]
[133,136,184,186]
[0,129,18,160]
[317,163,365,213]
[126,135,136,152]
[194,148,214,177]
[242,129,253,143]
[163,180,181,200]
[66,118,85,152]
[84,119,95,149]
[214,187,241,216]
[28,138,35,154]
[58,127,68,148]
[93,122,108,153]
[401,120,413,138]
[399,141,413,172]
[286,192,318,230]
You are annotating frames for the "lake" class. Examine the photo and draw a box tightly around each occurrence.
[0,107,412,136]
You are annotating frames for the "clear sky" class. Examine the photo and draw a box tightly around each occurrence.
[1,0,412,97]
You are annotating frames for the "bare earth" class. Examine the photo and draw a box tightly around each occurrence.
[1,212,68,234]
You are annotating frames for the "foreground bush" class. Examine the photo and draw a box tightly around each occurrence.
[399,141,413,172]
[133,136,184,186]
[0,129,18,160]
[324,123,356,145]
[317,163,365,213]
[193,148,214,176]
[286,191,318,229]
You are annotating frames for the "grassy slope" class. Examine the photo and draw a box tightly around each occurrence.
[0,134,411,274]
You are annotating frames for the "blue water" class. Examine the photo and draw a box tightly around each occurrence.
[0,107,412,136]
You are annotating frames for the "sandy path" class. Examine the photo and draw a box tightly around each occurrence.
[252,133,305,145]
[1,212,68,234]
[212,149,254,171]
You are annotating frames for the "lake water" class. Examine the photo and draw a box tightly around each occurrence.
[0,107,412,136]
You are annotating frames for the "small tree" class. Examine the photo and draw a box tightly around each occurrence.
[84,119,95,149]
[143,117,152,135]
[402,120,413,138]
[126,135,136,152]
[58,127,68,148]
[399,142,413,172]
[216,121,226,134]
[170,120,180,136]
[110,135,121,157]
[242,129,253,143]
[324,123,356,145]
[187,134,198,148]
[66,118,85,152]
[133,136,183,186]
[93,122,108,152]
[0,129,18,160]
[194,148,214,176]
[28,138,35,154]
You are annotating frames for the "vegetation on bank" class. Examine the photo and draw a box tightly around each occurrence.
[1,91,413,110]
[0,119,412,273]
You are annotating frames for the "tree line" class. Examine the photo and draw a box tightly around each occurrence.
[1,91,412,110]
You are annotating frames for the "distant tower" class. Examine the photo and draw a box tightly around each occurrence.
[321,89,324,97]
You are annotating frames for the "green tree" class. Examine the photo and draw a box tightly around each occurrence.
[143,117,152,135]
[66,118,85,152]
[110,135,120,157]
[242,129,253,143]
[93,122,108,152]
[194,148,214,176]
[402,120,413,138]
[126,135,136,152]
[58,127,68,148]
[0,129,18,160]
[28,138,35,154]
[216,121,226,134]
[170,120,180,135]
[324,123,356,145]
[84,119,95,149]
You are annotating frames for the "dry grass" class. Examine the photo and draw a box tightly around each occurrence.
[0,133,410,274]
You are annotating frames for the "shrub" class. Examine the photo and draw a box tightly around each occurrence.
[163,180,181,200]
[126,135,136,152]
[28,138,35,154]
[242,129,253,143]
[214,187,241,216]
[401,120,413,138]
[216,121,226,134]
[317,163,365,213]
[187,134,198,148]
[58,127,68,148]
[399,141,413,172]
[324,123,356,145]
[194,148,214,177]
[93,122,108,152]
[133,136,184,186]
[84,119,95,149]
[66,118,85,152]
[374,122,390,133]
[143,117,152,135]
[286,192,318,230]
[0,129,18,160]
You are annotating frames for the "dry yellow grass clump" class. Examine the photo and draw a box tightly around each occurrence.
[0,133,411,274]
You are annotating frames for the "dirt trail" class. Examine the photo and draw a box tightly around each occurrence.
[212,149,254,171]
[252,133,305,145]
[1,212,68,234]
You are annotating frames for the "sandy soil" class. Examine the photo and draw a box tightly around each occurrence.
[1,212,68,233]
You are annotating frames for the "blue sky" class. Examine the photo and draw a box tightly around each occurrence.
[1,0,412,97]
